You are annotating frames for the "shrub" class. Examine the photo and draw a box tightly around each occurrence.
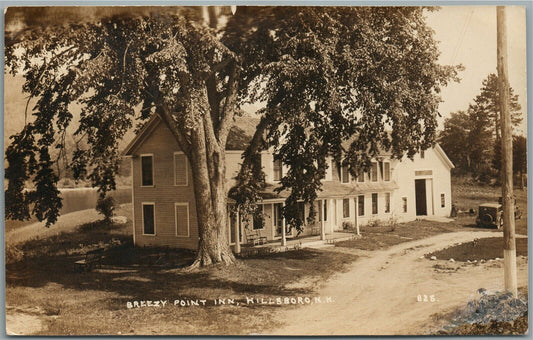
[96,196,116,222]
[342,221,354,231]
[366,219,381,228]
[386,215,398,232]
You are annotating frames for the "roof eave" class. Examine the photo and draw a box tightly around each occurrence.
[121,115,162,157]
[434,143,455,169]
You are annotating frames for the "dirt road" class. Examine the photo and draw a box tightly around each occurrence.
[269,231,528,335]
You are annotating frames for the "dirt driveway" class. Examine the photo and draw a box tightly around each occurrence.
[268,231,528,336]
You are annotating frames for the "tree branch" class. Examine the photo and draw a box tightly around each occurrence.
[217,61,241,147]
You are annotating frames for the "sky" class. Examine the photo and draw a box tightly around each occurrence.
[425,6,527,134]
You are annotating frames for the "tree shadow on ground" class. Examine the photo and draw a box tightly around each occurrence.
[6,246,326,300]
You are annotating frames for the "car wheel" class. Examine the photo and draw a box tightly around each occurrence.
[482,214,493,224]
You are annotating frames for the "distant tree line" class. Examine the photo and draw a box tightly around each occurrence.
[439,73,526,188]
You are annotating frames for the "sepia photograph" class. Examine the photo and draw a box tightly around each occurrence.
[3,4,528,335]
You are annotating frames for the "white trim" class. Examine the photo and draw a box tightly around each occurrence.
[174,202,190,238]
[173,151,189,186]
[131,158,136,244]
[140,153,155,187]
[414,169,433,179]
[141,202,156,236]
[435,144,455,169]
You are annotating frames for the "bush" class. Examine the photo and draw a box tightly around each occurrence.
[96,196,116,222]
[365,219,381,228]
[386,215,398,232]
[342,221,355,231]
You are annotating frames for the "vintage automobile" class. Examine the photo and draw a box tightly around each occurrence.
[476,203,504,229]
[476,200,522,229]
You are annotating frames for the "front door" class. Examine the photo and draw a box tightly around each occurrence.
[415,179,427,216]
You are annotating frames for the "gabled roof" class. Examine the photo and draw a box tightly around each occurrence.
[121,114,260,156]
[122,114,162,156]
[434,143,455,169]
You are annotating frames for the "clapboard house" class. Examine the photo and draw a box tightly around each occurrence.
[122,115,454,250]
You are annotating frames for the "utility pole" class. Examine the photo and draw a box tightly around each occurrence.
[496,6,517,298]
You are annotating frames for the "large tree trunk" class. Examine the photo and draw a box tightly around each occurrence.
[185,88,236,269]
[187,137,235,268]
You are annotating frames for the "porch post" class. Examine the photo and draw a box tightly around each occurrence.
[234,210,241,254]
[320,200,326,241]
[281,202,287,247]
[355,197,360,236]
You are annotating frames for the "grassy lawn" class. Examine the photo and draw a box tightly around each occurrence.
[426,237,528,262]
[5,216,39,233]
[452,178,527,236]
[335,220,480,251]
[336,179,527,251]
[6,206,358,335]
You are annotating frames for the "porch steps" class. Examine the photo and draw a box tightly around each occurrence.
[302,235,357,249]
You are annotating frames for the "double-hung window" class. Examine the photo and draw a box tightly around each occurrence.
[385,193,391,213]
[358,195,365,216]
[341,165,350,183]
[142,203,155,235]
[273,158,283,181]
[384,162,390,181]
[371,162,378,182]
[141,155,154,186]
[343,198,350,218]
[372,193,378,214]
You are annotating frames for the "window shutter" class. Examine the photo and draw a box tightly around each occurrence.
[174,153,188,186]
[175,204,189,237]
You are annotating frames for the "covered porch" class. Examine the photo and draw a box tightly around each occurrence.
[235,231,358,256]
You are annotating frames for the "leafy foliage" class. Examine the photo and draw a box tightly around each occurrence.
[439,73,522,183]
[5,7,458,242]
[96,196,116,222]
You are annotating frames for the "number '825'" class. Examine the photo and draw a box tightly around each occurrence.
[417,295,436,302]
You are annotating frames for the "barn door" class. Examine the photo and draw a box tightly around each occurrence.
[415,179,427,216]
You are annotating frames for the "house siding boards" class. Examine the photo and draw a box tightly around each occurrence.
[125,116,453,250]
[131,119,198,249]
[392,148,453,223]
